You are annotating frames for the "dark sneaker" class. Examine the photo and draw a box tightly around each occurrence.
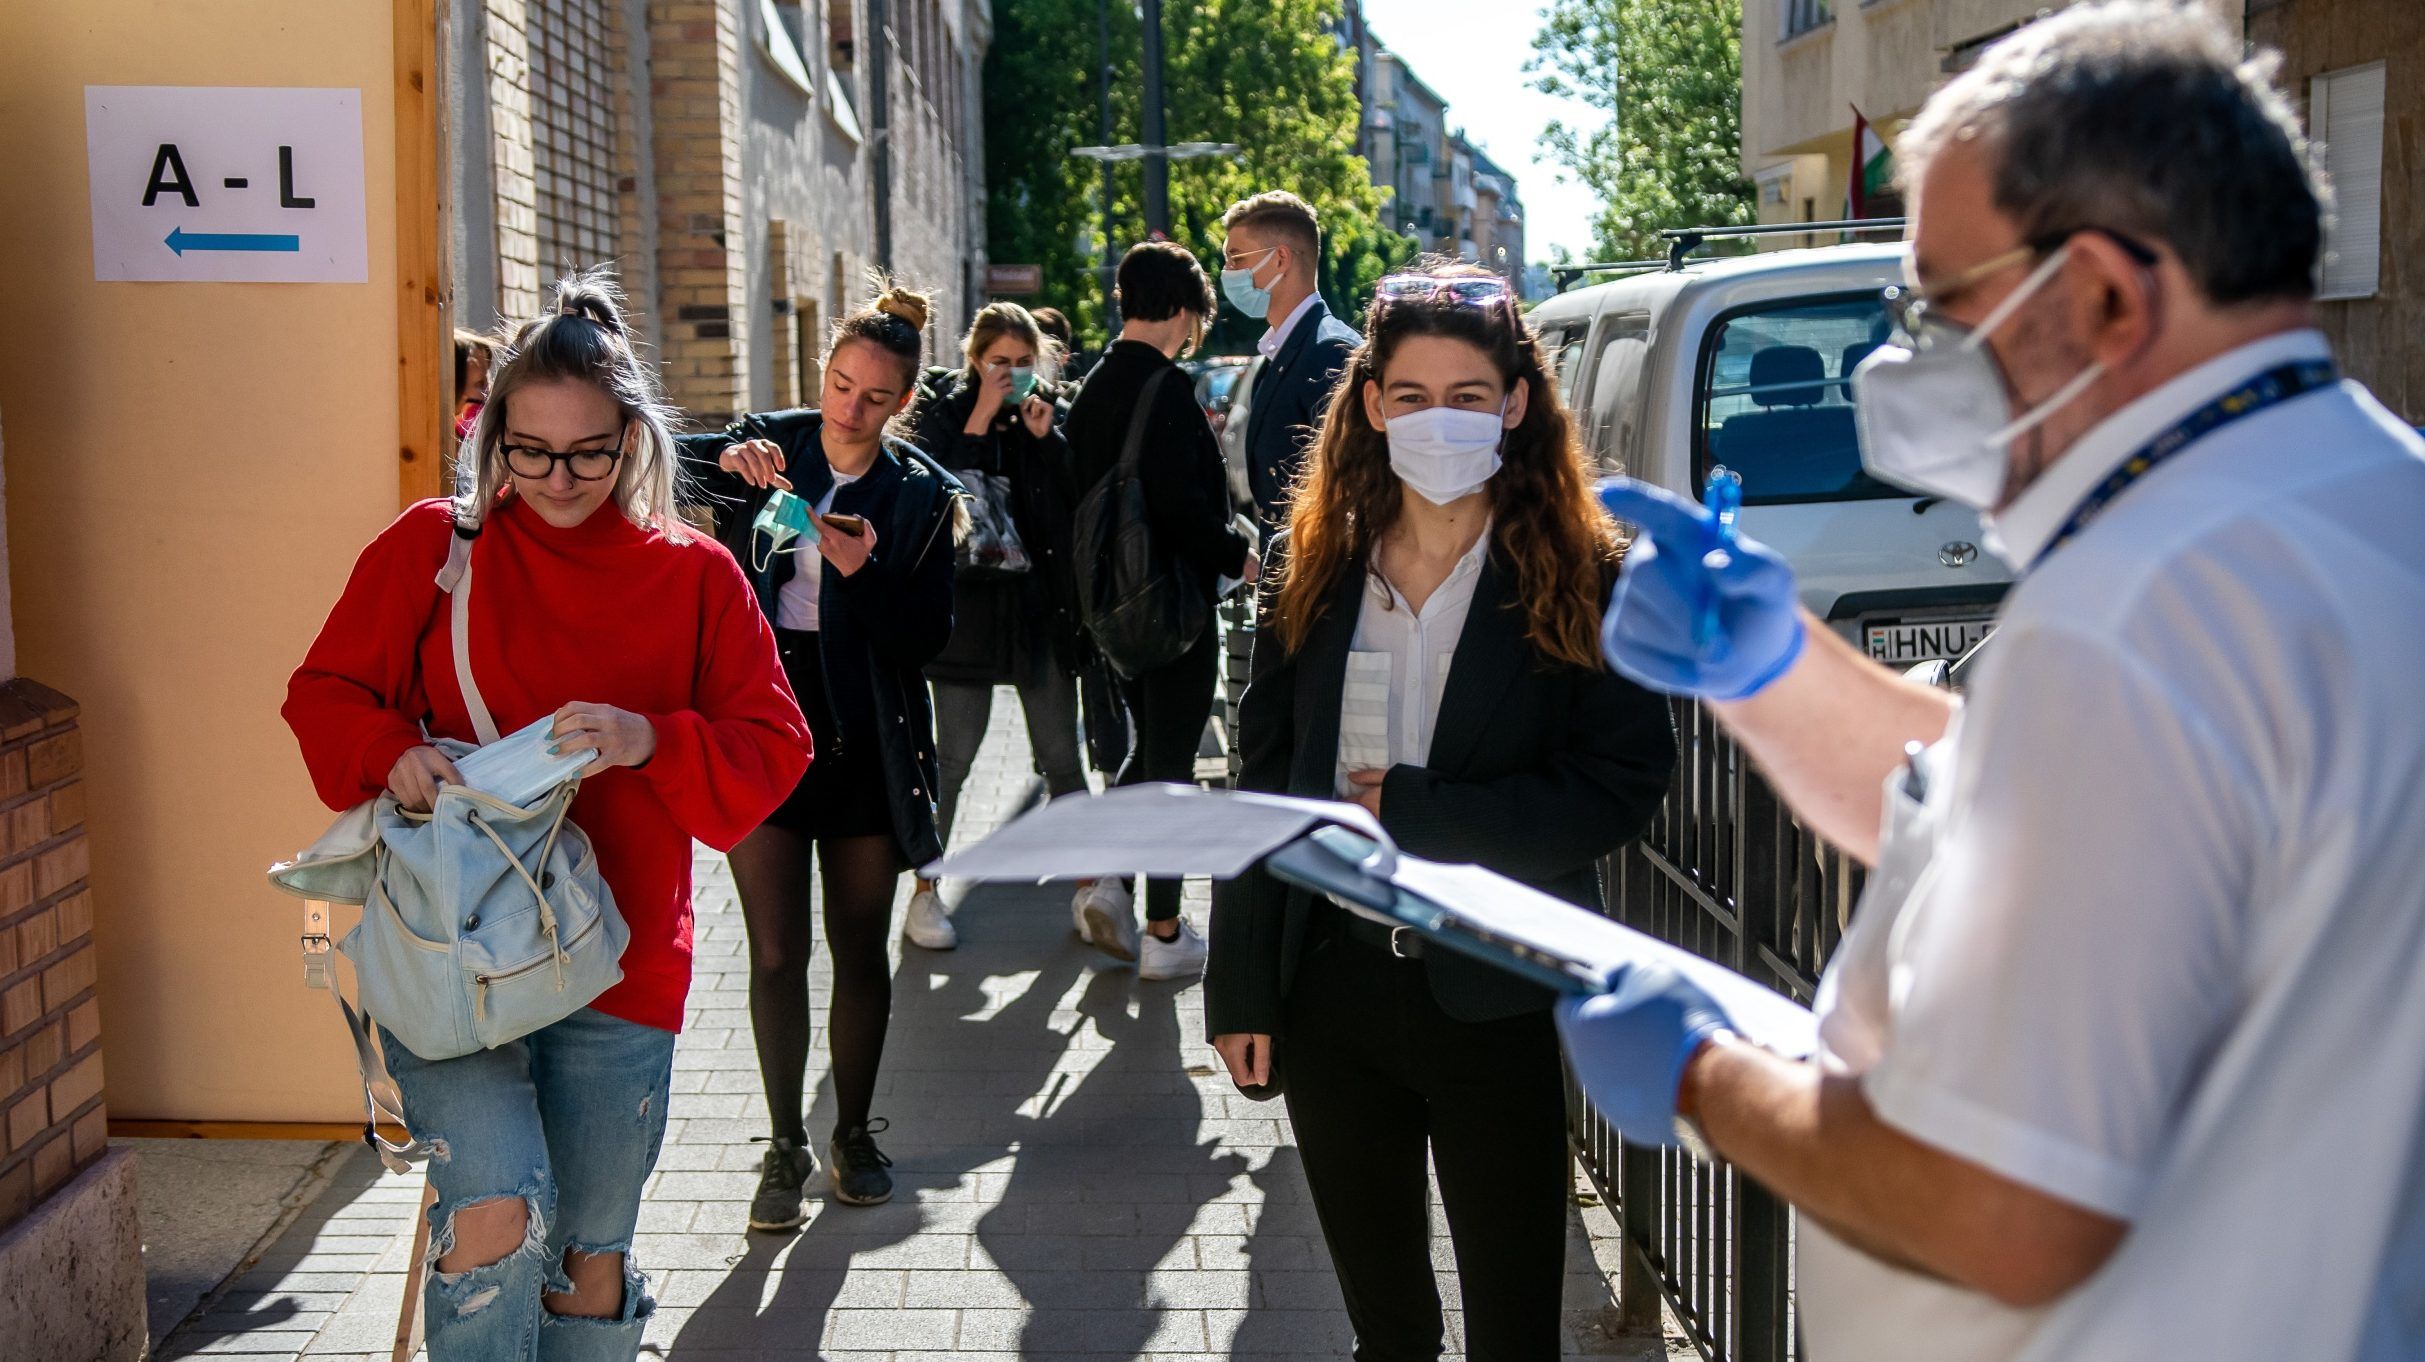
[748,1135,816,1231]
[828,1119,896,1206]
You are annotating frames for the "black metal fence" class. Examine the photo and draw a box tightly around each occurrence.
[1570,699,1866,1362]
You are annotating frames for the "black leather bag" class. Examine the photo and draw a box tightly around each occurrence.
[1070,367,1209,680]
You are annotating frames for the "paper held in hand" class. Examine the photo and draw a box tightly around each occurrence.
[929,784,1816,1058]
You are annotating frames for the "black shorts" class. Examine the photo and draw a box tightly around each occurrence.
[763,629,897,844]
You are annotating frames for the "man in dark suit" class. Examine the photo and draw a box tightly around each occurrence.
[1219,192,1361,532]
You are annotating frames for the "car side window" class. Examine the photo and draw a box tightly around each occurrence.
[1696,294,1899,505]
[1581,313,1650,473]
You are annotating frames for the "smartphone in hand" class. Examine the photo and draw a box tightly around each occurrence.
[819,512,868,537]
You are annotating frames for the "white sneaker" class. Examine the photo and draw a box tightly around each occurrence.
[1138,918,1209,982]
[903,887,958,950]
[1073,879,1139,962]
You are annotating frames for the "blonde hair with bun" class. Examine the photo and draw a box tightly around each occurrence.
[830,274,934,388]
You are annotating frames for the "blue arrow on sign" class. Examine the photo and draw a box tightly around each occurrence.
[165,226,302,256]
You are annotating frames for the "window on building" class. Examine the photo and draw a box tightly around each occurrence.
[1782,0,1831,39]
[1697,294,1901,504]
[796,298,823,406]
[527,0,620,282]
[2312,61,2384,301]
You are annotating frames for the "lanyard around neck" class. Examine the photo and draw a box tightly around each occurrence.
[2039,358,2336,561]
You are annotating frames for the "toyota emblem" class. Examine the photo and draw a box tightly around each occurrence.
[1940,541,1979,567]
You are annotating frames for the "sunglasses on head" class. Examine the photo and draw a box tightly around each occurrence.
[1374,274,1514,308]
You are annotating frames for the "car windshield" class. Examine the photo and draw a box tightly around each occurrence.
[1698,294,1903,505]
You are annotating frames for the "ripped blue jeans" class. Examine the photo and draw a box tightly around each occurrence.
[380,1007,676,1361]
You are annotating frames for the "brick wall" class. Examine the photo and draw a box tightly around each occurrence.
[650,0,751,425]
[0,680,101,1235]
[488,0,545,317]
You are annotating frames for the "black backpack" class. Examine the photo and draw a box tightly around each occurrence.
[1071,366,1209,679]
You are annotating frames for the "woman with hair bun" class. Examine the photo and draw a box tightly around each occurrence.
[285,269,812,1358]
[677,280,963,1223]
[1204,266,1678,1361]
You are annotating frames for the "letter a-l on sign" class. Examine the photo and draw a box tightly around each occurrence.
[85,86,369,283]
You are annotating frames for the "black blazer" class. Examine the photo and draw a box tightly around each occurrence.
[1205,542,1678,1036]
[907,366,1084,683]
[1243,299,1358,527]
[676,409,963,865]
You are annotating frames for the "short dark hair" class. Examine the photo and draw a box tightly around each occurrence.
[1221,191,1321,263]
[1899,0,2324,305]
[1115,241,1215,323]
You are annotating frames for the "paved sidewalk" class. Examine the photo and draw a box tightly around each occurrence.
[160,690,1671,1359]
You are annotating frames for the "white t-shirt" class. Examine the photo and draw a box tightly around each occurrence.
[1799,331,2425,1362]
[772,471,858,632]
[1335,526,1491,796]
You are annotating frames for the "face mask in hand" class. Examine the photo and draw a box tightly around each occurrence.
[451,716,595,807]
[1007,364,1040,404]
[1852,243,2106,511]
[750,487,818,572]
[1385,403,1506,505]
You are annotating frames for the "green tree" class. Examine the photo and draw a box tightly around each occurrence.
[983,0,1410,353]
[1530,0,1754,262]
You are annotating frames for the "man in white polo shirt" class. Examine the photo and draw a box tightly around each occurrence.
[1562,4,2425,1360]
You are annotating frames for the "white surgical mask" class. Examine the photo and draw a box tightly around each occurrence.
[1386,403,1506,505]
[1851,243,2106,510]
[451,716,593,808]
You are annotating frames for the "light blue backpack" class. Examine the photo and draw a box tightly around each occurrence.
[269,520,627,1165]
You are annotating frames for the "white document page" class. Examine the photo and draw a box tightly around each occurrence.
[925,782,1390,882]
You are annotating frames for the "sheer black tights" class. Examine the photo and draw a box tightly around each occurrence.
[726,826,901,1143]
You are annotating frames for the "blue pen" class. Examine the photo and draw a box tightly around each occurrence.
[1695,466,1743,650]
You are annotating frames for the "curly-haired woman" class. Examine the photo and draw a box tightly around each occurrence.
[1205,266,1678,1361]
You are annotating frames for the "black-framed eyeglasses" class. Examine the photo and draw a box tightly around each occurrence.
[501,439,626,482]
[1374,274,1513,308]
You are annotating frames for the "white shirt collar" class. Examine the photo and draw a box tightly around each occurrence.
[1985,329,2333,569]
[1368,519,1494,611]
[1257,292,1322,361]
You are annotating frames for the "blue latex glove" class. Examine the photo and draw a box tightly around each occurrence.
[1599,477,1806,701]
[1556,963,1736,1148]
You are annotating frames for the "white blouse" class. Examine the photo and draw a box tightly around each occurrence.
[1334,525,1491,796]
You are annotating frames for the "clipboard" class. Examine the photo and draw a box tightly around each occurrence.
[927,783,1818,1058]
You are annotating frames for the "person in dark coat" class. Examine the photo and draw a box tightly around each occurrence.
[1205,267,1678,1362]
[1062,241,1259,979]
[1218,191,1360,533]
[675,282,963,1224]
[900,302,1092,952]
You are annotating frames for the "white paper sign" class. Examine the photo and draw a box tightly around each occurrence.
[85,86,369,284]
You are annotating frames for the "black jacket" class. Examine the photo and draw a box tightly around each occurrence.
[1205,542,1678,1036]
[907,367,1083,683]
[676,409,963,866]
[1243,299,1358,528]
[1065,340,1254,612]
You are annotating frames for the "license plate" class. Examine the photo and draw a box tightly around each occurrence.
[1864,616,1994,666]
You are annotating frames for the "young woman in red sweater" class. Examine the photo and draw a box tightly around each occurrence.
[284,272,810,1360]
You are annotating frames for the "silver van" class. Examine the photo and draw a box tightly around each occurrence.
[1528,240,2011,668]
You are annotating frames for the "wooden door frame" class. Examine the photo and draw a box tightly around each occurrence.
[396,0,451,507]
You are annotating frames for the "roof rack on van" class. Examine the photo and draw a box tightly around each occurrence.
[1657,218,1906,270]
[1547,259,1666,293]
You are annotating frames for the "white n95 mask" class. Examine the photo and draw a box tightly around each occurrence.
[1851,243,2105,510]
[1385,404,1506,505]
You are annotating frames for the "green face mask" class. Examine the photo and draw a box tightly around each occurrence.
[750,487,818,572]
[1007,364,1040,404]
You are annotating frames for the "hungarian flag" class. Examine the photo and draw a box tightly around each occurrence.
[1847,106,1894,218]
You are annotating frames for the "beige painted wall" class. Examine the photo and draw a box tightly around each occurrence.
[0,4,402,1118]
[1745,0,2251,193]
